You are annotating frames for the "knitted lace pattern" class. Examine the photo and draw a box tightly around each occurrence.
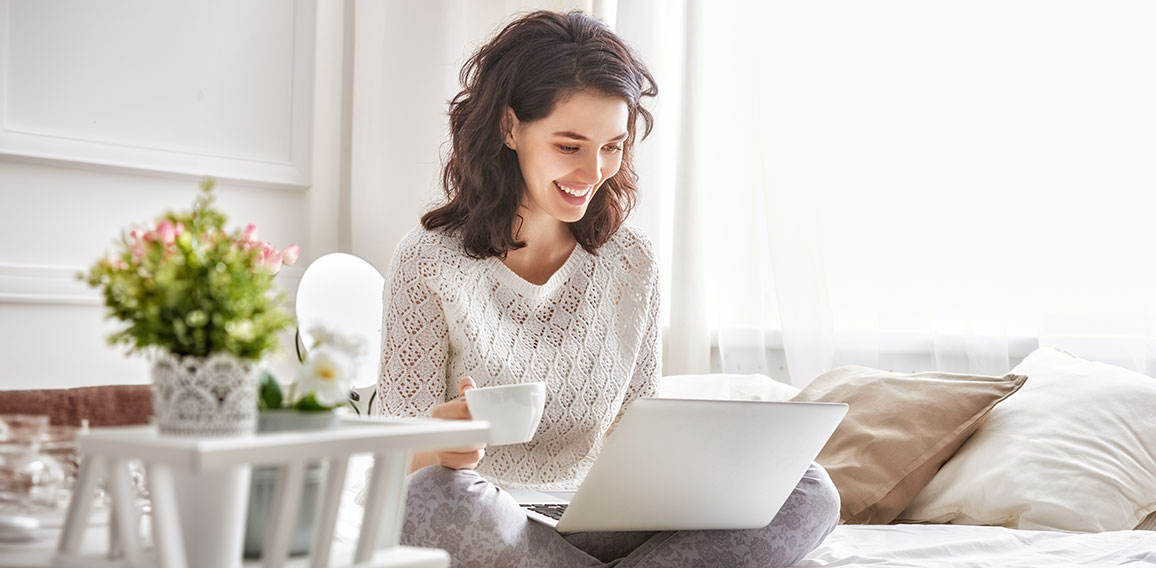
[376,223,661,490]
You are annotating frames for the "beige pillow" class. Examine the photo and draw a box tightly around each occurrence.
[792,366,1026,524]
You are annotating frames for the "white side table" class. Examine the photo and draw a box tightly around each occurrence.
[52,416,488,568]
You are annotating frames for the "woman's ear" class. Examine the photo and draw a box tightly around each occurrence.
[502,107,519,150]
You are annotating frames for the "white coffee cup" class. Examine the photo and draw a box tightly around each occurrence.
[464,382,546,446]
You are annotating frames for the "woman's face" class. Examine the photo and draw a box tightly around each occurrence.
[506,90,629,226]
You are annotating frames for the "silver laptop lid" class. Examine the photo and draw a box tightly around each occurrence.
[555,398,847,533]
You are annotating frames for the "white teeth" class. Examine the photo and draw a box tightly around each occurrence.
[554,181,591,197]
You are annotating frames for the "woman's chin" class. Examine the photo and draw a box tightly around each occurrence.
[556,208,589,224]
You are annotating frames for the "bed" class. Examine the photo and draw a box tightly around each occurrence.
[663,346,1156,567]
[335,346,1156,565]
[794,523,1156,567]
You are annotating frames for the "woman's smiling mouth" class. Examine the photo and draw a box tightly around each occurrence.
[554,181,592,205]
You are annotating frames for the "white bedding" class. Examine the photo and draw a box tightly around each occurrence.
[339,456,1156,566]
[793,524,1156,567]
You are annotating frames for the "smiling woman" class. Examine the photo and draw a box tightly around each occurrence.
[371,9,840,568]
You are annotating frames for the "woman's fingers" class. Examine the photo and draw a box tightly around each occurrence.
[458,376,477,396]
[430,398,471,420]
[430,377,479,421]
[431,376,486,469]
[438,446,485,470]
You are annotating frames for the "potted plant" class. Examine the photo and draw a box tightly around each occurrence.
[83,178,299,436]
[244,326,363,557]
[258,326,363,415]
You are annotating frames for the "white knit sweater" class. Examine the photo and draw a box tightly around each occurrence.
[376,223,661,490]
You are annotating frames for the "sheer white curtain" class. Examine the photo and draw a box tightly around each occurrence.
[652,1,1156,385]
[617,1,841,383]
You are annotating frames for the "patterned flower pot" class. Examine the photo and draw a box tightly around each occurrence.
[151,352,261,568]
[151,352,259,436]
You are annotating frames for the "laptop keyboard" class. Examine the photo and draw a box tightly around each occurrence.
[522,503,567,520]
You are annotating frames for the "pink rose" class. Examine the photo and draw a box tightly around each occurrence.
[263,248,284,273]
[157,220,177,245]
[282,244,300,266]
[242,223,259,243]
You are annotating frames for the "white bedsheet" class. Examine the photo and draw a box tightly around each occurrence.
[793,524,1156,567]
[339,456,1156,566]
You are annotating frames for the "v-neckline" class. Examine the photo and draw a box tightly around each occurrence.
[489,243,587,298]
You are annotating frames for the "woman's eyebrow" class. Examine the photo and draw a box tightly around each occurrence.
[552,131,629,142]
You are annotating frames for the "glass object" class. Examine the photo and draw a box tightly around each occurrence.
[41,425,79,488]
[129,460,151,515]
[0,415,66,513]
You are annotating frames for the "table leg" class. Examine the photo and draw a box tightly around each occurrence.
[171,466,252,568]
[147,464,188,568]
[354,451,410,563]
[375,450,412,550]
[57,455,104,555]
[107,500,119,560]
[108,459,142,566]
[309,456,349,568]
[262,460,306,568]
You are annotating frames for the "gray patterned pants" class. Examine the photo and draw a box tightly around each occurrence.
[400,463,839,567]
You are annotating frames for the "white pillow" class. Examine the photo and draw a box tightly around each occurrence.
[656,373,800,402]
[899,347,1156,532]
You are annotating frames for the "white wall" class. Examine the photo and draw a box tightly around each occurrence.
[0,0,650,391]
[0,0,317,389]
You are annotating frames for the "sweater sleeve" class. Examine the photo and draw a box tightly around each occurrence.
[610,235,662,430]
[622,269,661,407]
[375,235,451,417]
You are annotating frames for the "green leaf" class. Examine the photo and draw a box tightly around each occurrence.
[292,392,331,412]
[258,371,284,410]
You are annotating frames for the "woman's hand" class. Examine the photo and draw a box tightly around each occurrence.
[425,376,486,470]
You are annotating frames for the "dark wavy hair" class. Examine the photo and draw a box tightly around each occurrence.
[421,10,658,258]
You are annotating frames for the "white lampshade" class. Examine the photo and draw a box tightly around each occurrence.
[294,253,385,389]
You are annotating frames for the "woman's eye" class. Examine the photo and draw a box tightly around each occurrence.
[603,144,623,154]
[558,145,579,153]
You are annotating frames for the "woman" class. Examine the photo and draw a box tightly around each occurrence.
[376,10,839,567]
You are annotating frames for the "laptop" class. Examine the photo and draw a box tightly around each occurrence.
[502,397,847,533]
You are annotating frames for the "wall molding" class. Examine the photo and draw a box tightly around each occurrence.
[0,263,97,305]
[0,0,315,190]
[0,263,302,306]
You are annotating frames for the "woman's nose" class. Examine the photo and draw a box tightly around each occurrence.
[576,152,602,184]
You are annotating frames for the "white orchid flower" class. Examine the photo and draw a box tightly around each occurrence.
[295,345,355,407]
[306,326,366,359]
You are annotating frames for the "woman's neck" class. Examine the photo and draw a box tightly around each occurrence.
[502,211,577,285]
